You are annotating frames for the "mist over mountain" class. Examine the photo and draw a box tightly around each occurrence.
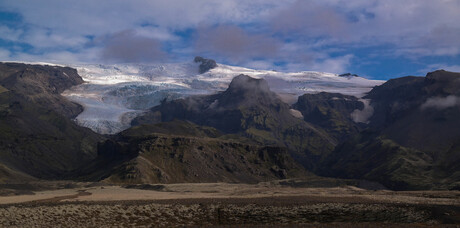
[319,70,460,190]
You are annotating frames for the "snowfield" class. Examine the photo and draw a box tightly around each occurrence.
[59,61,384,134]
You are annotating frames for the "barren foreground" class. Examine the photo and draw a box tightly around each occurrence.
[0,181,459,227]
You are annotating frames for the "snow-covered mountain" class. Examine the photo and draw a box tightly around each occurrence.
[61,60,384,134]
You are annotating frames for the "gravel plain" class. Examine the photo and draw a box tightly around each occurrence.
[0,182,459,227]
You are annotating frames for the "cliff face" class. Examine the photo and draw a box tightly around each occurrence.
[0,63,104,182]
[133,75,336,170]
[194,56,217,74]
[319,70,460,190]
[293,92,363,142]
[0,63,84,118]
[1,62,458,191]
[78,121,307,184]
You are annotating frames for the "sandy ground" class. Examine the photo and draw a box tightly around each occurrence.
[0,182,459,227]
[1,182,459,205]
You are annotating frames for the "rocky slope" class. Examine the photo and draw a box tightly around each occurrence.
[78,121,307,184]
[1,62,459,191]
[292,92,364,142]
[133,75,336,169]
[319,70,460,190]
[194,56,217,73]
[0,63,104,182]
[0,63,309,185]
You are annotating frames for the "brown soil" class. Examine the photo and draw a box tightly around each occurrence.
[0,182,458,227]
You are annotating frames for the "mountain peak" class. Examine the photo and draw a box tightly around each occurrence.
[194,56,217,73]
[425,69,460,82]
[227,74,271,94]
[339,73,359,78]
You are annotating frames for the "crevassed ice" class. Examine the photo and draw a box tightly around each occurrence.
[61,62,384,134]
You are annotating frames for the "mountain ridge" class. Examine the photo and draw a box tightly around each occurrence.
[60,59,383,134]
[319,70,460,190]
[0,62,104,182]
[0,61,458,190]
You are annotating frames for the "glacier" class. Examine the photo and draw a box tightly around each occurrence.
[59,61,384,134]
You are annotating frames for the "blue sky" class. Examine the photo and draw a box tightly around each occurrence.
[0,0,459,80]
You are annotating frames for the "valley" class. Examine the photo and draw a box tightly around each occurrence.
[0,60,459,226]
[2,1,459,227]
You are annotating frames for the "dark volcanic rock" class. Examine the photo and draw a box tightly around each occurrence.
[0,62,84,118]
[133,74,336,170]
[194,56,217,74]
[293,92,363,142]
[81,121,307,184]
[320,70,460,190]
[339,73,359,78]
[0,62,104,182]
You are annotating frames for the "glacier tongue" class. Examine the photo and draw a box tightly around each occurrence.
[62,62,384,135]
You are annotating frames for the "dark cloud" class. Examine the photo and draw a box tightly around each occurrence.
[418,26,460,56]
[1,0,460,77]
[270,1,348,38]
[101,30,167,63]
[195,25,280,62]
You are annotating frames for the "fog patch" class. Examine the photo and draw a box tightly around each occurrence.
[332,97,351,101]
[351,99,373,124]
[421,95,460,110]
[289,109,303,119]
[277,93,298,105]
[208,99,219,109]
[265,75,291,91]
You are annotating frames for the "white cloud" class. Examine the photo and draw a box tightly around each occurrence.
[136,26,179,41]
[351,99,374,124]
[421,95,460,110]
[0,49,12,60]
[309,54,354,74]
[419,64,460,74]
[0,0,288,33]
[21,28,88,49]
[269,0,460,58]
[278,54,353,73]
[1,0,459,67]
[6,48,102,64]
[245,60,274,70]
[0,26,22,41]
[0,0,290,63]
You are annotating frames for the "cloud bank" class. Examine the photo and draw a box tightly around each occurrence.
[0,0,459,78]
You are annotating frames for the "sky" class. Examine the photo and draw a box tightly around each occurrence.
[0,0,459,80]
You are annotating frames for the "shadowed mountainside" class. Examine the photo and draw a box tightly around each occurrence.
[1,62,459,191]
[133,74,337,169]
[77,121,308,184]
[319,70,460,190]
[292,92,364,142]
[0,63,104,182]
